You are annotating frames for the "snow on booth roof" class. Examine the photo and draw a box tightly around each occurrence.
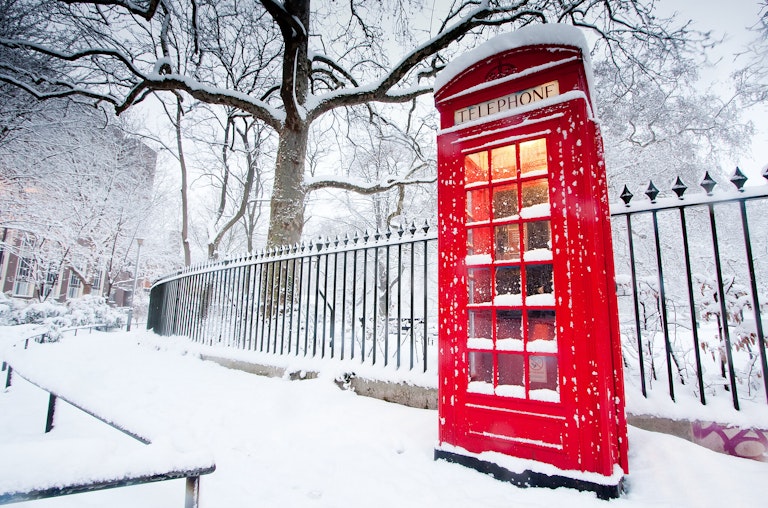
[434,23,595,100]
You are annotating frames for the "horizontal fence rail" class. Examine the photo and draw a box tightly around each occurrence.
[149,169,768,411]
[149,222,437,373]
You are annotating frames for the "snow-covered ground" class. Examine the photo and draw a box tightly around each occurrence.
[2,327,767,508]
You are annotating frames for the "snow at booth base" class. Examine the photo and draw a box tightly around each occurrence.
[1,327,768,508]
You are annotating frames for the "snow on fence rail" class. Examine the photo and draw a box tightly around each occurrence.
[149,170,768,411]
[2,341,215,507]
[149,222,437,373]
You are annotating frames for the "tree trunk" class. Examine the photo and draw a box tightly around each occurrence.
[267,126,309,247]
[176,98,192,266]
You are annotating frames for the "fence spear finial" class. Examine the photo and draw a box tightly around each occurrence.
[730,167,748,191]
[620,185,633,206]
[671,176,688,199]
[701,171,717,196]
[645,181,660,203]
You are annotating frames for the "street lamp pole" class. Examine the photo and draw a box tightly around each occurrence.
[127,238,144,331]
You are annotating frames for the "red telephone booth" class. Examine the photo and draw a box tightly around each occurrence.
[433,25,628,498]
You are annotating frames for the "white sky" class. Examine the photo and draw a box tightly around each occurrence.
[660,0,768,181]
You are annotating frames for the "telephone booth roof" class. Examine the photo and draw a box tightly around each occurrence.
[434,24,596,124]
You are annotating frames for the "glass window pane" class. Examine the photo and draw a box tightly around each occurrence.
[467,188,490,223]
[521,180,549,211]
[495,267,521,305]
[525,264,554,300]
[528,355,559,400]
[468,351,494,393]
[491,145,517,180]
[497,353,525,398]
[492,184,518,220]
[496,310,523,351]
[527,310,557,353]
[494,224,520,262]
[468,310,493,349]
[519,138,547,176]
[468,268,492,304]
[465,152,488,184]
[524,220,551,258]
[467,227,492,262]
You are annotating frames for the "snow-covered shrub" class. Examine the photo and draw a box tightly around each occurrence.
[59,295,127,329]
[0,292,25,324]
[0,293,127,330]
[14,300,68,325]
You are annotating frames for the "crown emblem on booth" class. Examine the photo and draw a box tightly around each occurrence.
[485,62,517,81]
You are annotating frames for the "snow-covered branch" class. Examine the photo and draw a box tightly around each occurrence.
[305,172,435,195]
[59,0,162,20]
[307,2,544,119]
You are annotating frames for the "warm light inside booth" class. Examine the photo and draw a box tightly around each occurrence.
[464,136,558,402]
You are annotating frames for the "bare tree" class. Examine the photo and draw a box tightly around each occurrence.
[595,55,753,197]
[0,0,700,248]
[732,1,768,106]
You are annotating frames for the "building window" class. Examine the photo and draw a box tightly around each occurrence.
[43,270,57,299]
[67,271,82,299]
[13,257,33,297]
[92,270,102,293]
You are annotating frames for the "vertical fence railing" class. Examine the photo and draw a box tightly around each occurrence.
[611,169,768,409]
[149,170,768,410]
[148,222,437,373]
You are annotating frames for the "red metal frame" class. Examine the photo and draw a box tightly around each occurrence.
[435,39,627,481]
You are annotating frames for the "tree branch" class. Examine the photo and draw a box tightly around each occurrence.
[306,172,435,195]
[307,2,544,120]
[59,0,162,21]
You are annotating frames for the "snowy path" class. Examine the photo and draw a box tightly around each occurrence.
[1,328,767,508]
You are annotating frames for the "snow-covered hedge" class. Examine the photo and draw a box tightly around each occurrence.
[0,293,127,330]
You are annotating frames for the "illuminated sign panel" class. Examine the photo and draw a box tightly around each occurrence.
[453,80,560,125]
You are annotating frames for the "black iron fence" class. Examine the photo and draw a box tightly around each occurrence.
[148,170,768,410]
[611,169,768,409]
[148,223,437,372]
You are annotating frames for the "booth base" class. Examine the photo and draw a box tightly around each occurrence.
[434,449,624,500]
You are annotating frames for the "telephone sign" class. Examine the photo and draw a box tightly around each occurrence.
[433,25,628,499]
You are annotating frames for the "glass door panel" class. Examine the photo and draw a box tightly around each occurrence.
[519,138,547,175]
[463,136,559,403]
[491,144,517,180]
[494,224,520,261]
[465,152,489,184]
[467,188,490,223]
[492,184,518,220]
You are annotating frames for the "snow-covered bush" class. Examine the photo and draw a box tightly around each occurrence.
[13,300,68,325]
[0,294,127,330]
[58,295,127,329]
[0,292,24,324]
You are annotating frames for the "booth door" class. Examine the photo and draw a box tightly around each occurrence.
[456,111,581,469]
